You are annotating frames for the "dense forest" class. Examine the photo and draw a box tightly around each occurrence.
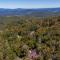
[0,16,60,60]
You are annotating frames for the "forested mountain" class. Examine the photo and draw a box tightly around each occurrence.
[0,16,60,60]
[0,8,60,16]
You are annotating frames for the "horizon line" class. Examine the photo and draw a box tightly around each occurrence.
[0,7,60,9]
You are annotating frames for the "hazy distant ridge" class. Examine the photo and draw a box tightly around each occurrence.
[0,8,60,16]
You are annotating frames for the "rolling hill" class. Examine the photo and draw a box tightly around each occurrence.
[0,8,60,16]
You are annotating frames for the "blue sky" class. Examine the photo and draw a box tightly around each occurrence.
[0,0,60,8]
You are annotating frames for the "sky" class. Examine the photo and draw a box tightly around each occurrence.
[0,0,60,9]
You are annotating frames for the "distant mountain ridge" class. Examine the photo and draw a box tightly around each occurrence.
[0,8,60,16]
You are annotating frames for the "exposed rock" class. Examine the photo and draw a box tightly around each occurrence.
[14,57,23,60]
